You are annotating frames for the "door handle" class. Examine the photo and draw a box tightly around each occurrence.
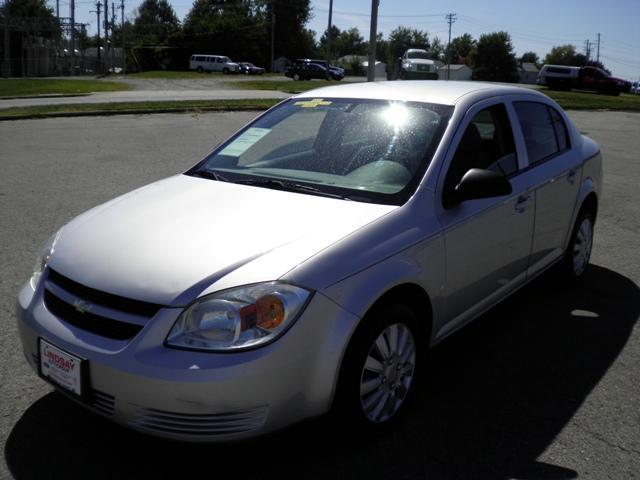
[515,194,532,213]
[567,168,579,184]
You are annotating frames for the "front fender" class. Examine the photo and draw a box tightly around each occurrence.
[321,232,446,345]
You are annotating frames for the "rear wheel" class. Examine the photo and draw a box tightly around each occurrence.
[335,304,419,427]
[196,66,203,73]
[293,73,300,81]
[562,210,594,280]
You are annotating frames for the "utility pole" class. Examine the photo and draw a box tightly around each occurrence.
[270,1,275,72]
[56,0,59,18]
[91,2,101,63]
[325,0,333,78]
[3,0,10,77]
[596,33,601,63]
[584,39,592,61]
[70,0,76,73]
[445,13,457,80]
[103,0,109,73]
[111,2,115,71]
[120,0,124,72]
[367,0,379,82]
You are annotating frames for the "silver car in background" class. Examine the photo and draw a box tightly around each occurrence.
[17,81,602,441]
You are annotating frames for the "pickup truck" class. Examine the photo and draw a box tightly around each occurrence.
[538,64,629,96]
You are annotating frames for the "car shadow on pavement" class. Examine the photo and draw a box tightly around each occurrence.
[5,265,639,480]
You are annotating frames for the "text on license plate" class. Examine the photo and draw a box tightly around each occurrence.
[40,339,83,396]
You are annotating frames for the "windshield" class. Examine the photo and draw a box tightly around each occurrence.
[407,51,430,60]
[188,98,452,204]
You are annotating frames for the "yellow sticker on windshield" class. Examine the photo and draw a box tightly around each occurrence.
[294,98,332,108]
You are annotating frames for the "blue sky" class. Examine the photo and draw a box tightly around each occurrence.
[59,0,640,80]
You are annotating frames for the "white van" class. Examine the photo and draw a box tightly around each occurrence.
[537,64,580,89]
[189,55,240,74]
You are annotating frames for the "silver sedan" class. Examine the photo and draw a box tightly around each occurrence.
[17,81,602,441]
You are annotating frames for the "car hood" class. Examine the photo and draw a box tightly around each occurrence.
[49,175,395,306]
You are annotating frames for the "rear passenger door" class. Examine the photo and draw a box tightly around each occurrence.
[512,101,581,276]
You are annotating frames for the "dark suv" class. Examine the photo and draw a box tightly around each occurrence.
[285,59,344,81]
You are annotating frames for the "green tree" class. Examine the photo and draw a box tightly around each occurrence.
[470,31,518,82]
[1,0,59,37]
[319,25,341,58]
[1,0,61,75]
[133,0,179,46]
[336,27,366,56]
[256,0,314,60]
[320,26,365,59]
[519,51,539,66]
[183,0,266,63]
[387,26,430,61]
[543,44,587,66]
[428,36,444,61]
[446,33,476,65]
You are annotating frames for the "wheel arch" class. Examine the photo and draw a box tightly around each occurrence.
[564,176,599,251]
[362,283,434,347]
[329,281,434,411]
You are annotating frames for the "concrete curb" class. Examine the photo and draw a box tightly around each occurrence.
[0,104,279,121]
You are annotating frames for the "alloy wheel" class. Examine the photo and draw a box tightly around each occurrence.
[359,323,416,423]
[573,217,593,276]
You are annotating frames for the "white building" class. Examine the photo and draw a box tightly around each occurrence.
[437,64,472,81]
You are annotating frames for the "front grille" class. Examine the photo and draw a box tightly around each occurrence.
[44,289,143,340]
[130,407,268,436]
[48,269,162,317]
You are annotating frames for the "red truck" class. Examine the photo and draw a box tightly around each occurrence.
[538,64,630,96]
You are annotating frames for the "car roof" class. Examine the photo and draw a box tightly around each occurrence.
[292,80,548,106]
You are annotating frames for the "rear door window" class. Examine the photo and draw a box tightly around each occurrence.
[514,102,563,165]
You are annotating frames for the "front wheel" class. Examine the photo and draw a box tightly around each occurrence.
[562,210,594,280]
[335,304,419,427]
[293,73,300,81]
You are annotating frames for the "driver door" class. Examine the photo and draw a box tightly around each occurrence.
[435,100,535,337]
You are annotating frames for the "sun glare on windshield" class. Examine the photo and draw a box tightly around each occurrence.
[381,103,411,130]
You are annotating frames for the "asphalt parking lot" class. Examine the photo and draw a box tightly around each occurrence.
[1,110,639,479]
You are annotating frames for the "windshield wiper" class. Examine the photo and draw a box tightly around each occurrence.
[236,178,351,200]
[191,170,230,182]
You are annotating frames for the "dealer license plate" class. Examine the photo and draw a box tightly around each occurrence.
[39,339,84,396]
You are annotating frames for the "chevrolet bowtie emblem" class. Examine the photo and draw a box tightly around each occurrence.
[73,299,93,314]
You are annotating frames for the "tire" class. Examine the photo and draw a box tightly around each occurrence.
[293,73,300,81]
[561,209,595,280]
[196,66,203,73]
[334,303,420,428]
[223,68,229,74]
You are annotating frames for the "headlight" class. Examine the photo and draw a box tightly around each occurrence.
[30,230,62,289]
[166,282,312,352]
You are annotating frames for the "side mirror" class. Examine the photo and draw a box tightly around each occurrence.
[444,168,512,208]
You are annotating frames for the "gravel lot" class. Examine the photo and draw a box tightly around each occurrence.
[1,110,638,479]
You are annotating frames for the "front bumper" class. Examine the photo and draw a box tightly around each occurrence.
[17,275,359,442]
[401,70,438,80]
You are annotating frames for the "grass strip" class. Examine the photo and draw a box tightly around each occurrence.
[0,98,282,120]
[541,89,640,111]
[125,70,280,79]
[0,78,129,97]
[224,79,344,94]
